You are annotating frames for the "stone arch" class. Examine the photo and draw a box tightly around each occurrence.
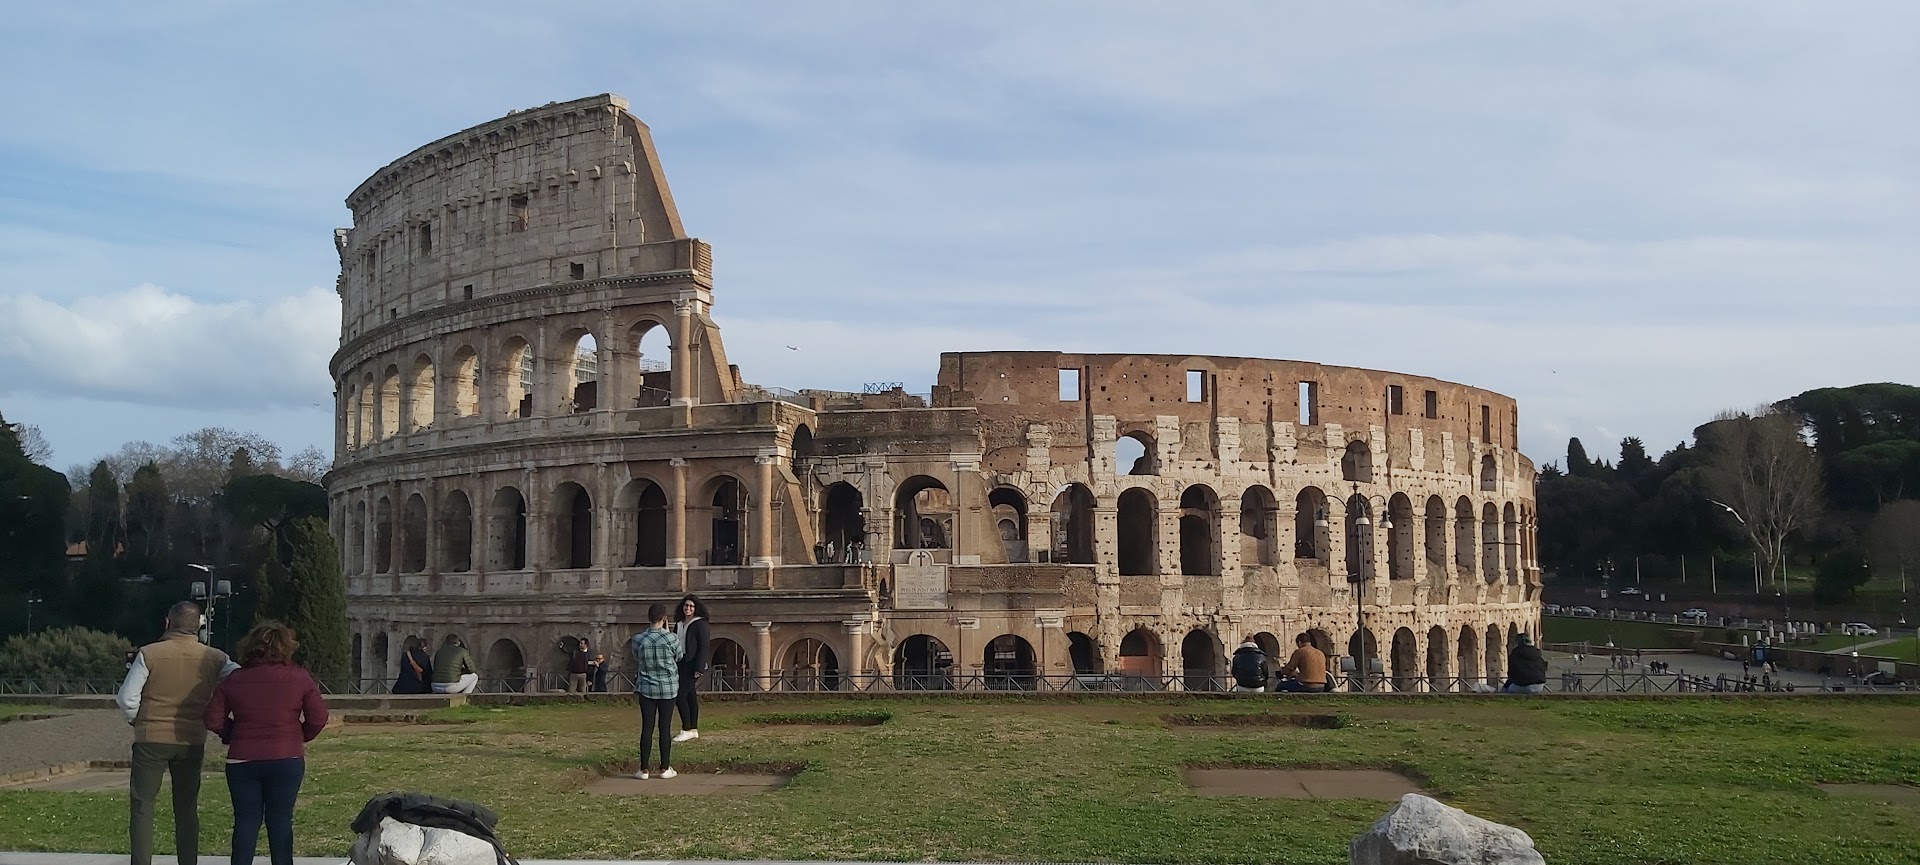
[792,423,816,467]
[820,482,865,559]
[1115,429,1158,476]
[1305,628,1335,659]
[618,477,669,567]
[483,638,527,692]
[1481,502,1501,582]
[1239,485,1280,567]
[406,353,435,431]
[893,634,953,690]
[353,381,374,448]
[1503,502,1520,582]
[1067,632,1101,674]
[988,486,1029,563]
[349,500,367,574]
[400,493,428,573]
[1456,624,1480,691]
[1177,485,1220,576]
[378,365,402,439]
[497,335,533,419]
[983,634,1036,690]
[893,475,952,550]
[1480,454,1498,491]
[450,345,480,418]
[1424,496,1447,577]
[440,490,473,572]
[1294,487,1328,562]
[1050,483,1097,564]
[1343,493,1374,580]
[552,482,592,569]
[703,475,749,566]
[1341,440,1373,483]
[709,638,750,691]
[1348,628,1380,688]
[487,486,528,570]
[1425,626,1450,689]
[1118,627,1162,679]
[373,496,394,573]
[1390,627,1418,692]
[628,319,673,408]
[557,329,599,412]
[1180,628,1223,691]
[1117,488,1158,576]
[1454,497,1476,574]
[783,637,839,692]
[1387,493,1415,580]
[371,633,390,683]
[1251,632,1282,680]
[1484,624,1504,688]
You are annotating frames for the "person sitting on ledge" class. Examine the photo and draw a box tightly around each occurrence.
[1273,633,1329,693]
[1229,639,1268,692]
[1503,633,1548,694]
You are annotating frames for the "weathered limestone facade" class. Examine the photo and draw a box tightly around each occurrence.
[326,95,1540,692]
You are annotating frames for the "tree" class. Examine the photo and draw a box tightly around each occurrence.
[1866,499,1920,595]
[0,412,72,636]
[85,461,122,553]
[280,517,348,684]
[220,474,328,564]
[16,424,52,464]
[0,626,133,681]
[284,445,330,484]
[1698,410,1826,595]
[124,463,170,561]
[1566,438,1593,478]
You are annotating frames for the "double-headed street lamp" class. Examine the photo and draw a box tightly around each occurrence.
[187,564,233,647]
[1335,486,1394,690]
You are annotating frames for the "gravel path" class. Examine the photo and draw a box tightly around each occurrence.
[0,710,147,776]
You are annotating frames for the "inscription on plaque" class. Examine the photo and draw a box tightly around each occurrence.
[893,551,948,610]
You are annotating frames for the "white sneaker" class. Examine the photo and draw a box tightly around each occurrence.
[632,770,650,780]
[659,767,678,779]
[672,729,699,742]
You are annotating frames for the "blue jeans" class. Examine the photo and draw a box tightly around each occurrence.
[225,758,305,865]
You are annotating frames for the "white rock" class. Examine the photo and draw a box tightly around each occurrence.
[349,817,424,865]
[415,825,499,865]
[1350,793,1545,865]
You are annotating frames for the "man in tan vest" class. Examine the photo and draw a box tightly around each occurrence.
[115,600,237,865]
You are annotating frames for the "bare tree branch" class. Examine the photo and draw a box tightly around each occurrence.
[1700,409,1825,593]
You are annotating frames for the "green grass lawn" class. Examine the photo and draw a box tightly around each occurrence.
[1542,615,1710,648]
[2,697,1917,864]
[0,704,59,722]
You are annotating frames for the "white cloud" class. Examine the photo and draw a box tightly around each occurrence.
[0,284,339,410]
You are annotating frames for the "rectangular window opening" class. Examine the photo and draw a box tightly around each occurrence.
[1058,369,1081,401]
[1387,385,1404,416]
[1423,390,1438,419]
[1298,381,1319,426]
[510,194,530,232]
[570,262,586,280]
[1185,370,1205,403]
[418,223,433,255]
[463,284,475,301]
[388,308,398,321]
[1480,404,1492,441]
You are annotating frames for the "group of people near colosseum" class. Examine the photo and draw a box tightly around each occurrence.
[628,594,711,779]
[117,601,329,865]
[1228,633,1334,693]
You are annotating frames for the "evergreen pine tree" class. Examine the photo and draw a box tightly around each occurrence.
[282,517,348,685]
[1566,437,1592,478]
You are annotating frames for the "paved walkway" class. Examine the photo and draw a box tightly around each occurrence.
[0,857,990,865]
[0,711,144,778]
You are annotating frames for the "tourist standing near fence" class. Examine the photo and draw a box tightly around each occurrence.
[630,603,683,779]
[673,594,710,741]
[203,622,329,865]
[116,600,238,865]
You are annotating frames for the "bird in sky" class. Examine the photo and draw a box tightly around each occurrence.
[786,345,801,351]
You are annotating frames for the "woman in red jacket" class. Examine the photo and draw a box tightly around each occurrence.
[203,622,328,865]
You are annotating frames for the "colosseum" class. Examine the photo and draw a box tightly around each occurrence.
[325,94,1540,694]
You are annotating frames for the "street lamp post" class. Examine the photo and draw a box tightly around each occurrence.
[187,564,233,647]
[24,595,43,633]
[1341,486,1394,692]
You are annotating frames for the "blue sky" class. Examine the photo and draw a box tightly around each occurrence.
[2,2,1915,475]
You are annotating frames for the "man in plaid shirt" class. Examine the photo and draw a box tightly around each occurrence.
[628,603,683,779]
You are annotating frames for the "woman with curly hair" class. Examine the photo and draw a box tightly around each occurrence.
[203,622,327,865]
[672,594,710,742]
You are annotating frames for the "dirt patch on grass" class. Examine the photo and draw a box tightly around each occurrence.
[0,713,65,724]
[1164,712,1349,729]
[587,759,805,795]
[1182,765,1424,800]
[1817,783,1920,803]
[743,709,891,727]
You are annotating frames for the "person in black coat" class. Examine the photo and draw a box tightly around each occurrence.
[394,635,435,695]
[1229,639,1268,692]
[672,594,710,741]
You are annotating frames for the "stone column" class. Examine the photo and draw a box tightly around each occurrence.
[667,458,691,567]
[522,467,544,571]
[594,463,614,586]
[670,298,695,406]
[842,620,868,691]
[751,621,773,692]
[530,317,550,417]
[424,478,440,575]
[596,308,617,414]
[1217,505,1243,579]
[752,456,777,567]
[1093,506,1117,571]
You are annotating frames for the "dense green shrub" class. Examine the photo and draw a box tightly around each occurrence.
[0,626,134,681]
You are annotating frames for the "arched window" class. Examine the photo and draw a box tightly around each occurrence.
[1294,487,1328,563]
[348,500,367,574]
[1115,431,1158,476]
[893,476,952,550]
[1387,493,1414,581]
[1454,497,1476,574]
[450,346,480,418]
[1423,496,1448,577]
[1238,486,1279,567]
[1480,454,1498,492]
[1118,627,1161,680]
[1117,488,1157,576]
[406,354,435,431]
[1341,440,1373,483]
[378,366,401,439]
[821,483,866,560]
[1180,629,1221,691]
[400,493,428,573]
[988,487,1028,563]
[373,496,393,573]
[1481,502,1500,582]
[706,477,747,566]
[1343,494,1373,580]
[440,491,473,572]
[1177,485,1219,576]
[488,487,528,570]
[1391,628,1419,692]
[498,336,533,419]
[1051,484,1097,564]
[631,480,668,567]
[559,330,599,412]
[629,321,672,408]
[553,482,592,569]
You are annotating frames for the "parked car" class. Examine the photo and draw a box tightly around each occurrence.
[1569,605,1598,617]
[1542,604,1563,615]
[1840,622,1878,637]
[1680,608,1709,619]
[1620,587,1643,596]
[1861,670,1907,688]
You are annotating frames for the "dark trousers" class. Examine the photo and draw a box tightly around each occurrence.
[638,697,674,770]
[130,742,205,865]
[676,668,700,729]
[225,758,305,865]
[1276,678,1328,693]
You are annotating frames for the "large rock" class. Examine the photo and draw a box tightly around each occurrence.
[1351,793,1545,865]
[351,816,496,865]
